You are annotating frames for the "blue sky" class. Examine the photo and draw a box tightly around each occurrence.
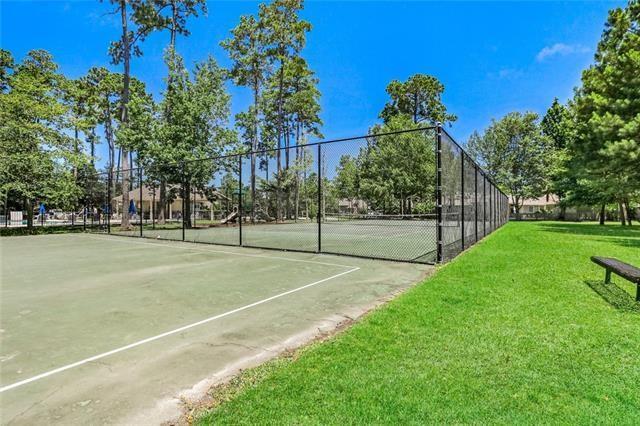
[1,0,624,166]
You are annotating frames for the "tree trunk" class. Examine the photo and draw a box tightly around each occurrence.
[158,181,166,224]
[170,0,177,49]
[105,96,115,171]
[624,198,632,226]
[119,0,131,230]
[619,202,626,226]
[294,125,301,221]
[515,196,521,221]
[275,64,285,223]
[90,128,96,167]
[25,198,33,229]
[251,79,259,223]
[599,203,605,225]
[73,126,79,179]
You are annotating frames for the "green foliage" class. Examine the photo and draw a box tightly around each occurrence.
[0,50,84,225]
[333,155,359,212]
[352,116,435,214]
[222,0,320,222]
[146,0,207,47]
[467,112,550,217]
[144,51,236,226]
[541,98,574,207]
[380,74,457,125]
[570,1,640,221]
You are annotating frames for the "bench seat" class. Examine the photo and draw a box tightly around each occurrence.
[591,256,640,301]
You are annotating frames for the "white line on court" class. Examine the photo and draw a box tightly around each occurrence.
[0,266,360,393]
[85,234,358,269]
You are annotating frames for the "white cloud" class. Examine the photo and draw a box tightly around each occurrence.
[536,43,590,62]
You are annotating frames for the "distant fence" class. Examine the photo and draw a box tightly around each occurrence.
[2,125,508,263]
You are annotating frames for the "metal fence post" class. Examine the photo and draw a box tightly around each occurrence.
[491,185,494,231]
[483,176,486,236]
[460,153,465,250]
[139,167,143,237]
[181,163,186,242]
[474,165,478,242]
[238,154,243,247]
[107,168,112,234]
[436,123,443,263]
[317,143,322,254]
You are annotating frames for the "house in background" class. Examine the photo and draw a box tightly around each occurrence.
[111,185,231,222]
[508,194,601,221]
[509,194,560,219]
[337,198,368,214]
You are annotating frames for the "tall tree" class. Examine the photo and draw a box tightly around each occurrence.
[541,98,573,219]
[148,0,206,50]
[62,78,94,178]
[222,14,271,221]
[261,56,322,219]
[0,50,81,228]
[467,112,550,220]
[86,67,121,170]
[260,0,311,174]
[571,0,640,225]
[334,155,359,214]
[149,0,206,224]
[146,54,236,228]
[106,0,158,229]
[380,74,457,125]
[355,115,435,214]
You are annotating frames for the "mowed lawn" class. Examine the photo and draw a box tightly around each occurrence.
[198,221,640,424]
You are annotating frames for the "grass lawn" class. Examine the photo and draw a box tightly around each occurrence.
[197,221,640,424]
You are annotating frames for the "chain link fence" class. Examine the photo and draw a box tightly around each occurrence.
[3,126,508,263]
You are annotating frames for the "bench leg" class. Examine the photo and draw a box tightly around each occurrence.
[605,269,611,284]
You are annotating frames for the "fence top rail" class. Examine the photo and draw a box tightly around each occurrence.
[100,126,438,176]
[90,124,507,201]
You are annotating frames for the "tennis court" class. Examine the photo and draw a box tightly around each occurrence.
[108,213,455,263]
[0,233,430,424]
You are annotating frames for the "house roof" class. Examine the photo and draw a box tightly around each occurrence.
[508,194,560,206]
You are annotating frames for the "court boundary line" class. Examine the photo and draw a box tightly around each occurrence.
[85,234,358,269]
[0,266,360,394]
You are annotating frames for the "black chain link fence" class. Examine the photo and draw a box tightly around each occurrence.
[4,126,508,263]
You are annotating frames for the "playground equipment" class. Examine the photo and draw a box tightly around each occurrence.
[221,210,238,225]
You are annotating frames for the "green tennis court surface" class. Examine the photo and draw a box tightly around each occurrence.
[109,215,444,263]
[0,233,430,424]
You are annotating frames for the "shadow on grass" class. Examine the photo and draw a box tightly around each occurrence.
[537,222,640,249]
[585,279,640,313]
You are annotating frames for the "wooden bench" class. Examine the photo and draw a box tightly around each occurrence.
[591,256,640,302]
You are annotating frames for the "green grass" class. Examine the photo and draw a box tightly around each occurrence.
[197,221,640,424]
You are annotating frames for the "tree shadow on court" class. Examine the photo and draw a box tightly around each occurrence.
[585,279,640,313]
[537,223,640,249]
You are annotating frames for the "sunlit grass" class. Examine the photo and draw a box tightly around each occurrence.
[198,221,640,424]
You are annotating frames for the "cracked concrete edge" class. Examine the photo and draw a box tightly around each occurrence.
[127,267,433,426]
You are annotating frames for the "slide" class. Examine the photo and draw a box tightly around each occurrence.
[221,210,238,225]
